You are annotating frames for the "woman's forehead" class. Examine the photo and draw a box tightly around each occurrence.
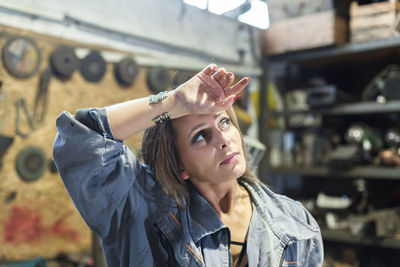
[172,111,228,132]
[175,111,227,124]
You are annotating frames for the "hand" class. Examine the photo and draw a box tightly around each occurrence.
[173,64,250,115]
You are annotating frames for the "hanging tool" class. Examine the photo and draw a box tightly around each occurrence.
[33,68,51,125]
[80,50,106,83]
[0,81,6,131]
[50,45,79,79]
[114,57,139,87]
[1,36,41,79]
[15,98,34,138]
[0,81,13,171]
[0,135,14,171]
[146,67,171,93]
[15,146,47,182]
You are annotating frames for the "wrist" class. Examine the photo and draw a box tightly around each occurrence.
[167,90,188,119]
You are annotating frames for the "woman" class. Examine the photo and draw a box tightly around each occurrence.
[53,64,323,267]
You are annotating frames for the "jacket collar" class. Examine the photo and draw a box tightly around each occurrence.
[186,184,226,243]
[183,178,319,245]
[240,178,320,244]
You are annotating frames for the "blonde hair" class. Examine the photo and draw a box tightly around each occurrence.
[141,107,258,208]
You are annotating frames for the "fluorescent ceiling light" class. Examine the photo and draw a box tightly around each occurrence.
[184,0,270,29]
[183,0,207,9]
[208,0,246,15]
[239,0,269,29]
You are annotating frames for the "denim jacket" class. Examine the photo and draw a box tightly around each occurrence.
[53,108,323,267]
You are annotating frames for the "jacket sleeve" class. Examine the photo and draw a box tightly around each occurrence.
[53,108,152,240]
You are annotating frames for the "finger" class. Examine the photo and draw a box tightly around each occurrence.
[225,77,250,97]
[211,94,237,112]
[197,73,224,102]
[211,69,229,102]
[200,63,217,76]
[218,72,235,89]
[212,68,226,81]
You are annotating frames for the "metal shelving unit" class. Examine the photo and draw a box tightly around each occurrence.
[267,166,400,180]
[259,36,400,253]
[267,37,400,64]
[322,229,400,250]
[267,100,400,116]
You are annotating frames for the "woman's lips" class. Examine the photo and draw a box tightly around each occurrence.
[220,152,239,165]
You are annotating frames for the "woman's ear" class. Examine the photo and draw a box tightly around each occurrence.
[179,167,190,180]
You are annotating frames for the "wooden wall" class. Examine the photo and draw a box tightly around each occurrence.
[0,25,153,261]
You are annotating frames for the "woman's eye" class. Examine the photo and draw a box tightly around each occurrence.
[192,131,206,144]
[221,118,231,128]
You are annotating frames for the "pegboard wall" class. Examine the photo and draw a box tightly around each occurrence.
[0,24,170,261]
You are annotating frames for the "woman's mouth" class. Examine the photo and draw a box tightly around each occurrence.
[220,152,239,165]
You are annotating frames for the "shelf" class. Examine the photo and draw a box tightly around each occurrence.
[267,100,400,117]
[266,37,400,63]
[266,166,400,180]
[322,229,400,250]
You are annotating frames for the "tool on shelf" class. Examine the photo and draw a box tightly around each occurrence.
[346,122,383,163]
[362,64,400,102]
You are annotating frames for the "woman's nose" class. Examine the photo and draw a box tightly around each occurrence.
[215,130,229,150]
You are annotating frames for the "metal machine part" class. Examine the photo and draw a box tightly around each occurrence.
[15,98,35,138]
[346,123,382,153]
[326,208,400,238]
[346,124,366,144]
[16,146,47,182]
[114,57,139,87]
[1,36,41,79]
[80,50,106,83]
[0,82,6,131]
[385,128,400,147]
[285,89,308,110]
[306,85,337,107]
[0,135,14,171]
[33,68,51,125]
[50,45,79,79]
[362,64,400,101]
[327,145,360,171]
[146,67,171,94]
[384,76,400,100]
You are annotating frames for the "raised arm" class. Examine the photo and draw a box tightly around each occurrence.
[106,64,250,140]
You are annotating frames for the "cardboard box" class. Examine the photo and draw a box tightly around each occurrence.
[267,0,334,24]
[263,10,348,55]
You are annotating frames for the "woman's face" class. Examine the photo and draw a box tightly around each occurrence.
[171,111,246,185]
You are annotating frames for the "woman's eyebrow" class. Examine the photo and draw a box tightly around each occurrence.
[188,122,206,139]
[187,113,225,139]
